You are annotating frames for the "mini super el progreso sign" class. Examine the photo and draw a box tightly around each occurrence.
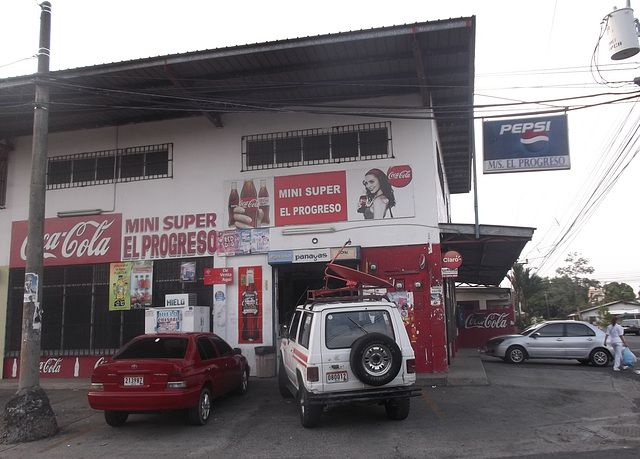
[482,115,570,173]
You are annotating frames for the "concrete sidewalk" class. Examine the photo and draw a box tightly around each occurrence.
[417,347,489,386]
[0,348,488,389]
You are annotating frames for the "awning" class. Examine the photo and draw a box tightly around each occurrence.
[439,223,535,286]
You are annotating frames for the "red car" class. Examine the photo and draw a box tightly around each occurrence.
[88,332,250,426]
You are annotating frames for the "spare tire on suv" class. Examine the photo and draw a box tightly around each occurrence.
[349,333,402,386]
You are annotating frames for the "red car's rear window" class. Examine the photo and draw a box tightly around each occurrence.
[113,336,189,359]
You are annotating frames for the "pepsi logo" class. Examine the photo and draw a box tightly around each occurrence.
[520,130,549,153]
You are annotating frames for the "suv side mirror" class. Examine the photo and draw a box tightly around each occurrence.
[280,323,289,339]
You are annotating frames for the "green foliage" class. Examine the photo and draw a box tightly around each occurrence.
[596,305,611,328]
[603,282,636,302]
[508,253,632,322]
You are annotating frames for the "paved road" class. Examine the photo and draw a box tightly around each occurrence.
[0,335,639,458]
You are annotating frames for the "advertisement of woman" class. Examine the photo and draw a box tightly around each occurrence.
[358,168,396,219]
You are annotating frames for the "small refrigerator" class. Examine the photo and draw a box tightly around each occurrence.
[145,306,210,333]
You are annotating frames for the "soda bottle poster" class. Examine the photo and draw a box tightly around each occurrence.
[238,266,262,343]
[224,178,273,230]
[130,261,153,309]
[109,262,131,311]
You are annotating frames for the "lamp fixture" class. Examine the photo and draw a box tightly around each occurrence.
[57,209,103,218]
[281,226,336,236]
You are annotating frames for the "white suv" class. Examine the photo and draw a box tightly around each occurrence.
[278,294,420,428]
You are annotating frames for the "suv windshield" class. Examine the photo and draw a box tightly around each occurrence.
[114,336,189,359]
[325,310,394,349]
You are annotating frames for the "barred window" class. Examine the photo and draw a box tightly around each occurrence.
[242,122,392,171]
[47,143,173,189]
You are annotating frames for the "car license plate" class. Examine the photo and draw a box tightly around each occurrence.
[326,371,348,383]
[124,375,144,386]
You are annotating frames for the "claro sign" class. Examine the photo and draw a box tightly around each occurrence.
[10,214,122,267]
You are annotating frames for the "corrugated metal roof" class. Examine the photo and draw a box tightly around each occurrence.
[440,223,536,286]
[0,17,475,193]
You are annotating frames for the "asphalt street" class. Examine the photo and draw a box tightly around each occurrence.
[0,335,638,458]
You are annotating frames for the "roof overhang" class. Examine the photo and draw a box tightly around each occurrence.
[440,223,536,286]
[0,17,476,193]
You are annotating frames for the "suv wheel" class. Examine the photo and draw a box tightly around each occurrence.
[385,397,410,420]
[350,333,402,386]
[298,382,321,428]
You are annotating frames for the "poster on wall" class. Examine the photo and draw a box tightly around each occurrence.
[109,263,131,311]
[130,261,153,308]
[346,165,415,221]
[225,178,273,229]
[238,266,262,343]
[181,261,196,282]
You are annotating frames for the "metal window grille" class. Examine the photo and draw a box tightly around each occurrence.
[46,143,173,189]
[242,122,392,171]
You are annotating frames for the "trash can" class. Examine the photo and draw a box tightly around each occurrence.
[254,346,276,378]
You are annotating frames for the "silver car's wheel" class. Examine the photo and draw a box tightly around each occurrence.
[590,348,610,367]
[506,345,526,364]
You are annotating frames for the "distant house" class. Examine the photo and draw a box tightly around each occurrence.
[576,301,640,323]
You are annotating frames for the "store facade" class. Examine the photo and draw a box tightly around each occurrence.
[1,18,534,379]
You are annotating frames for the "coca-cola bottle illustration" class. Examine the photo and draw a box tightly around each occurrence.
[240,179,259,228]
[228,181,239,226]
[357,195,367,213]
[241,269,260,341]
[258,179,270,225]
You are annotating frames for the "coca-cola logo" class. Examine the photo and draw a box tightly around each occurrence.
[39,358,63,374]
[11,214,122,267]
[21,220,115,261]
[387,165,412,188]
[239,197,259,210]
[465,312,509,329]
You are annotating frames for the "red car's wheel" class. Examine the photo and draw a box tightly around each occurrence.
[188,387,211,425]
[104,410,128,427]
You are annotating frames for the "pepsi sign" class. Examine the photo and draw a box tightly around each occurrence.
[483,115,570,173]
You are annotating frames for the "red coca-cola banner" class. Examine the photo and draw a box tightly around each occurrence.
[456,309,516,348]
[3,355,110,379]
[10,214,123,268]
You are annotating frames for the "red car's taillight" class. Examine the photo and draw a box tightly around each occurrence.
[166,371,187,389]
[90,373,104,390]
[406,359,416,374]
[306,367,319,382]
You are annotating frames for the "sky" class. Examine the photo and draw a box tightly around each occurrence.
[2,0,640,291]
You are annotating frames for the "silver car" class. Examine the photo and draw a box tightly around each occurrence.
[485,320,613,366]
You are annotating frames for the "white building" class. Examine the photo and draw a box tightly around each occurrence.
[0,18,534,378]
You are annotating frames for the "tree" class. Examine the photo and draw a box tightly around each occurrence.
[507,263,542,325]
[603,282,637,302]
[595,305,611,329]
[554,253,599,315]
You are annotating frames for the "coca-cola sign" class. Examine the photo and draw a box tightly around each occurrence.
[386,165,412,188]
[10,214,122,267]
[465,312,509,330]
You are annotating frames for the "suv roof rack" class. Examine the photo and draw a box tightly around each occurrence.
[306,240,394,301]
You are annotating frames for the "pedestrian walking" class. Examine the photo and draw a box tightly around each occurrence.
[604,316,627,371]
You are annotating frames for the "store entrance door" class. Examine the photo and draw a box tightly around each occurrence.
[275,261,358,328]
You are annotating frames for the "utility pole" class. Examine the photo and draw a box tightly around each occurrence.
[1,2,58,443]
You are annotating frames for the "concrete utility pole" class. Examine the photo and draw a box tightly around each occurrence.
[0,1,58,443]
